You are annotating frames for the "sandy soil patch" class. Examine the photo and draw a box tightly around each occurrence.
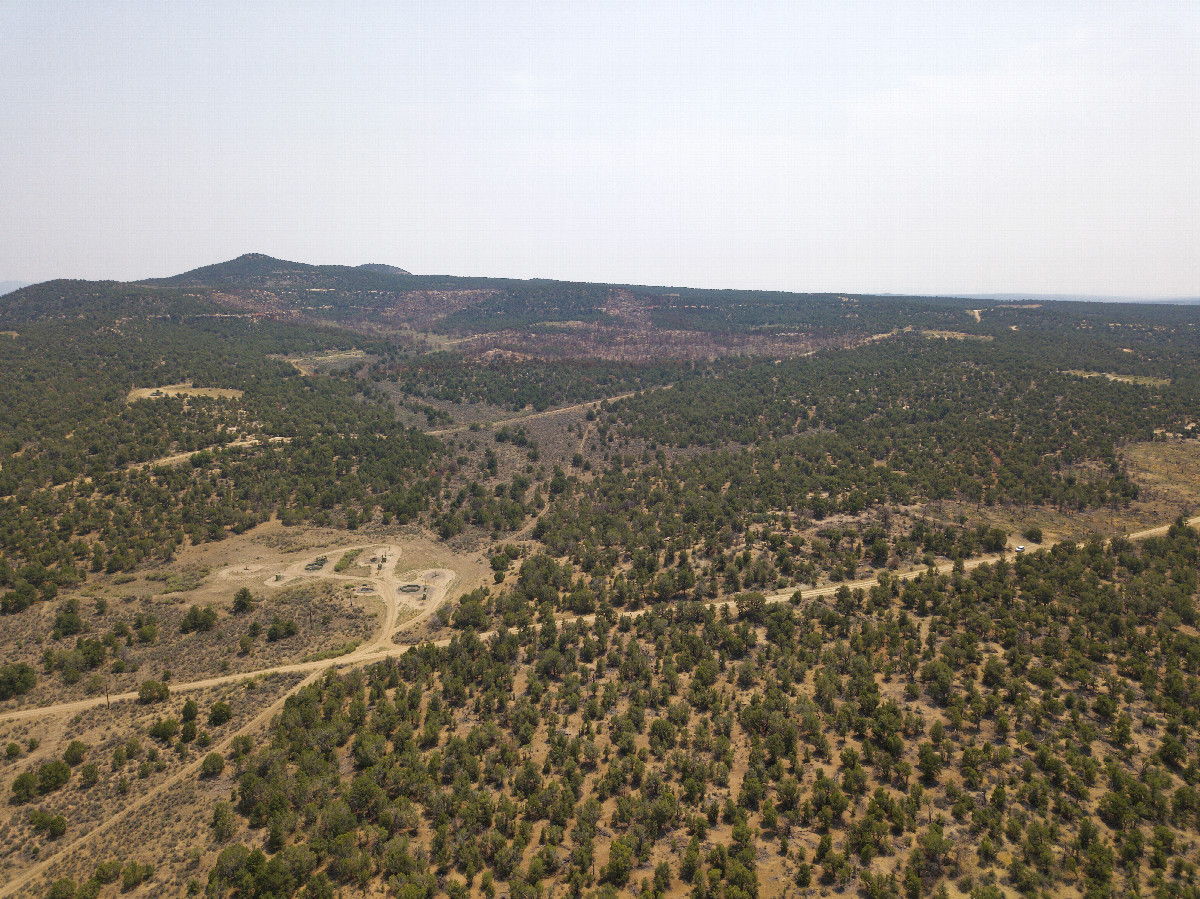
[1063,370,1170,386]
[126,382,243,403]
[1123,439,1200,509]
[0,671,305,894]
[922,330,991,340]
[277,349,367,375]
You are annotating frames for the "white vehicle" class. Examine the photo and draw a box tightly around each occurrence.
[1015,545,1025,553]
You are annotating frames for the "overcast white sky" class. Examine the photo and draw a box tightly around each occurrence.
[1,1,1197,295]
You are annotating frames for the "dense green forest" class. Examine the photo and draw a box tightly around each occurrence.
[433,333,1191,587]
[4,258,1200,899]
[384,353,690,412]
[3,270,1198,619]
[0,285,442,609]
[174,523,1200,899]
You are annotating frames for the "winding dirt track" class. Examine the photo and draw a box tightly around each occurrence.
[0,544,456,726]
[2,517,1193,730]
[2,517,1193,731]
[0,544,458,898]
[1,515,1195,896]
[425,388,660,437]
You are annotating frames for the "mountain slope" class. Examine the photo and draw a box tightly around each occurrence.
[146,253,412,290]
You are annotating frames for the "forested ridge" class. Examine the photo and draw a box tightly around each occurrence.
[0,284,443,608]
[4,260,1200,899]
[2,268,1197,620]
[3,273,1198,618]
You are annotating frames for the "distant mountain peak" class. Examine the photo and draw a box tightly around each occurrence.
[144,254,412,288]
[356,263,412,276]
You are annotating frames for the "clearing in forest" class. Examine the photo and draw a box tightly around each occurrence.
[277,349,367,375]
[1064,370,1171,386]
[921,330,991,340]
[125,382,243,402]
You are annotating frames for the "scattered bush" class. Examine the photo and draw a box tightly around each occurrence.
[211,802,235,841]
[47,879,76,899]
[37,759,71,794]
[232,588,255,614]
[121,862,153,890]
[30,808,68,838]
[63,740,88,766]
[10,771,37,803]
[180,605,218,634]
[137,679,170,704]
[148,717,180,742]
[0,662,37,700]
[266,618,298,641]
[200,752,225,779]
[208,701,233,726]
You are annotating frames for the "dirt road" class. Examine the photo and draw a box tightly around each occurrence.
[0,543,458,727]
[2,514,1196,896]
[5,516,1195,728]
[425,387,664,437]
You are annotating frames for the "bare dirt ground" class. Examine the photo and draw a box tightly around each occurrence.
[0,671,305,894]
[274,349,369,376]
[125,383,243,403]
[0,520,491,719]
[921,330,991,341]
[1063,370,1172,387]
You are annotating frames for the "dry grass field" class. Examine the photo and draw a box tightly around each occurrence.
[0,515,497,895]
[922,438,1200,547]
[125,383,244,403]
[275,349,368,376]
[1122,439,1200,508]
[0,672,305,894]
[1062,370,1172,387]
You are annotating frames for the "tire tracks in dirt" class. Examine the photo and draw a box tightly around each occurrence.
[4,515,1197,895]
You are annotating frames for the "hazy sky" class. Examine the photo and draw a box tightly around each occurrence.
[1,2,1197,296]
